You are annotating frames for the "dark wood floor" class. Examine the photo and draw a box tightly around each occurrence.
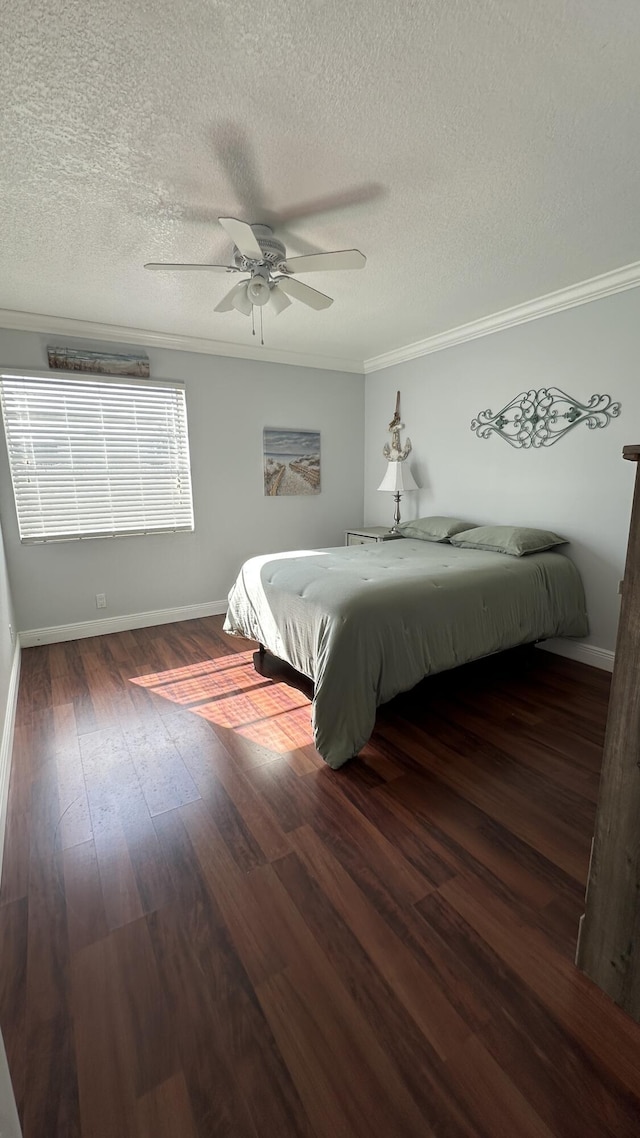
[1,616,639,1137]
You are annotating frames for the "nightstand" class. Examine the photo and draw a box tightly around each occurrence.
[345,526,404,546]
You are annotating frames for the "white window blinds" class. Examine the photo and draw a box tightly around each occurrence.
[0,372,195,542]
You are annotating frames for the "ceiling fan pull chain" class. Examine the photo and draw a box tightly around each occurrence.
[260,305,264,346]
[251,307,255,337]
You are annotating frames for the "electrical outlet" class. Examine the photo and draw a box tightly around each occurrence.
[8,622,15,645]
[96,593,107,609]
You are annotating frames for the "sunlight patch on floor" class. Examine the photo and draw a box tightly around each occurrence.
[130,651,313,753]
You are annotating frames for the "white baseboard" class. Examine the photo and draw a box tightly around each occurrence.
[536,638,615,672]
[19,600,228,647]
[0,641,21,888]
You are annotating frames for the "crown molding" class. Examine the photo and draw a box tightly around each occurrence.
[0,309,363,375]
[364,259,640,373]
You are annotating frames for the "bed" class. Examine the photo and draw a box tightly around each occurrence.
[223,539,588,768]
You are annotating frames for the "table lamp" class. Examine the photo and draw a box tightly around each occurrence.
[377,460,419,532]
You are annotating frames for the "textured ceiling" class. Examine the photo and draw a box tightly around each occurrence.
[2,0,640,367]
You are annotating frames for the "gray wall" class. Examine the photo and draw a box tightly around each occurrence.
[0,509,17,862]
[0,516,15,710]
[0,330,364,633]
[3,287,637,655]
[0,519,20,1138]
[365,287,640,653]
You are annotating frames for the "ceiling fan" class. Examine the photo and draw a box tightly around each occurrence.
[144,217,366,335]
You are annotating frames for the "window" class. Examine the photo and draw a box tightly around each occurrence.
[0,371,194,542]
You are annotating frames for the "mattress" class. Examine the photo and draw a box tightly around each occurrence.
[223,539,589,768]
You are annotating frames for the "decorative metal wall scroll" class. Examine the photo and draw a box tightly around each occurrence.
[471,387,621,449]
[383,390,412,461]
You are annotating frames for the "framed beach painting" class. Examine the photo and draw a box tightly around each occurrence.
[47,347,150,378]
[263,428,321,496]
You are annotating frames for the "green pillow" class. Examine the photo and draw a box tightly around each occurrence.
[397,516,474,542]
[449,525,567,556]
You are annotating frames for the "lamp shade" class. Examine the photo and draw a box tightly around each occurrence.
[377,460,419,493]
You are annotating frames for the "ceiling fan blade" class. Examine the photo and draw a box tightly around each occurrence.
[214,281,251,314]
[282,249,366,273]
[144,262,238,272]
[269,285,292,315]
[276,276,333,310]
[218,217,264,260]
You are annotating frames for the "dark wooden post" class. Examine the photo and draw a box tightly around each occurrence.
[576,444,640,1020]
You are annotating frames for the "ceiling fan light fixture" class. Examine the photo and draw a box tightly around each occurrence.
[246,276,271,306]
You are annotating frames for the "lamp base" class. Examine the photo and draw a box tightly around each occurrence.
[390,491,402,532]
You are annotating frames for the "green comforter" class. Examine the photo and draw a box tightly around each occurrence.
[223,540,588,768]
